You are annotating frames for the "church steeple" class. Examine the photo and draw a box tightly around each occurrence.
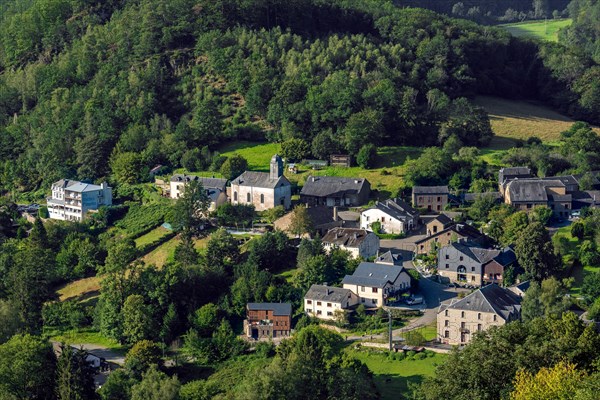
[270,154,283,180]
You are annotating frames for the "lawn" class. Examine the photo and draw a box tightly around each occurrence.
[474,96,600,143]
[218,141,281,172]
[501,19,572,42]
[134,226,171,248]
[141,235,210,268]
[346,347,446,399]
[551,224,595,296]
[56,276,101,302]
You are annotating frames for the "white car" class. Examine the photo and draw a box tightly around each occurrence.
[406,295,424,305]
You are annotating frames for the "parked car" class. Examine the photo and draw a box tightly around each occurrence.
[406,295,424,305]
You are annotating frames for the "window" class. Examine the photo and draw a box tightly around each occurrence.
[445,320,449,326]
[461,311,465,318]
[437,196,441,202]
[471,267,475,272]
[381,217,385,222]
[317,302,321,306]
[445,255,449,259]
[360,286,365,292]
[326,311,333,316]
[460,256,463,261]
[306,308,312,313]
[260,194,264,204]
[366,216,369,222]
[361,298,365,303]
[307,300,312,305]
[444,331,449,338]
[372,299,378,305]
[477,313,481,320]
[372,288,378,293]
[246,193,251,203]
[317,310,322,315]
[461,322,466,329]
[445,310,448,316]
[445,264,449,268]
[493,315,497,322]
[327,303,332,307]
[233,192,238,201]
[477,324,482,331]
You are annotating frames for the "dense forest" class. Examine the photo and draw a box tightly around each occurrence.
[0,0,598,196]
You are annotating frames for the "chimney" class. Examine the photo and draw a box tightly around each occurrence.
[354,179,359,184]
[312,176,315,182]
[333,206,338,221]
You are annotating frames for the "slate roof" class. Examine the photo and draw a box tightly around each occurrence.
[304,285,354,303]
[375,250,403,266]
[366,198,418,222]
[247,303,292,316]
[449,242,516,266]
[505,179,565,203]
[300,176,369,198]
[170,174,227,190]
[232,171,291,189]
[439,284,521,320]
[416,223,486,245]
[541,175,579,187]
[412,186,449,195]
[322,228,374,247]
[498,167,532,184]
[432,213,453,226]
[342,262,406,288]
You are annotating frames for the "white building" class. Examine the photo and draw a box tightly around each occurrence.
[341,262,411,307]
[322,227,380,259]
[230,155,292,211]
[170,175,228,211]
[47,180,112,222]
[304,284,359,320]
[360,198,418,234]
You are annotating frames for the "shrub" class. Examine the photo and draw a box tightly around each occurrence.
[414,352,427,360]
[357,144,377,169]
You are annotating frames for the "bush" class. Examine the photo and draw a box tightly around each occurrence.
[357,144,377,169]
[414,352,427,360]
[42,301,91,330]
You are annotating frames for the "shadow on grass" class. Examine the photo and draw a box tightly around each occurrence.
[375,373,425,399]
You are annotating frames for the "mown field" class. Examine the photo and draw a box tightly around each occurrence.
[346,347,446,399]
[500,19,572,42]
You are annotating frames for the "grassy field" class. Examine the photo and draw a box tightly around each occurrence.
[49,328,126,353]
[141,235,209,267]
[134,226,171,247]
[501,19,571,42]
[56,276,101,302]
[347,347,446,399]
[474,96,600,143]
[218,141,281,172]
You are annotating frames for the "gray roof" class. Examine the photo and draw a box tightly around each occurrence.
[542,175,579,187]
[342,262,406,288]
[412,186,449,195]
[233,171,290,189]
[304,285,354,303]
[416,223,486,245]
[300,176,369,198]
[505,179,565,203]
[499,167,532,184]
[463,192,502,203]
[322,228,374,247]
[432,213,453,226]
[53,179,107,193]
[440,284,521,320]
[247,303,292,316]
[375,250,403,266]
[367,198,418,222]
[450,241,501,264]
[170,174,227,190]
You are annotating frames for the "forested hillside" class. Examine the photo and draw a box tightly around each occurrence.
[0,0,597,195]
[561,0,600,63]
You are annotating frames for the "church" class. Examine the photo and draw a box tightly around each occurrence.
[230,154,292,211]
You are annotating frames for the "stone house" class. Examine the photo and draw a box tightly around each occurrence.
[300,176,370,207]
[170,175,228,211]
[415,222,488,255]
[437,241,517,286]
[360,198,418,234]
[412,186,449,211]
[498,167,532,196]
[374,250,403,266]
[322,227,380,259]
[504,179,572,219]
[244,303,292,339]
[304,285,360,320]
[47,180,112,222]
[437,284,521,345]
[230,155,292,211]
[342,262,411,308]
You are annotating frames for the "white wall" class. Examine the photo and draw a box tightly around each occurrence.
[360,209,405,234]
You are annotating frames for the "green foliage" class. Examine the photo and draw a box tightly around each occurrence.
[280,138,310,162]
[356,144,378,169]
[0,334,57,400]
[125,340,163,378]
[122,294,155,345]
[288,205,313,237]
[515,222,563,281]
[220,154,248,181]
[131,366,180,400]
[169,180,210,238]
[214,203,255,227]
[521,278,572,321]
[42,300,91,331]
[99,369,135,400]
[581,272,600,304]
[56,344,97,400]
[115,203,169,238]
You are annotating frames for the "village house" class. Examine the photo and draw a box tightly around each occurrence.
[342,262,411,307]
[415,221,488,255]
[412,186,449,211]
[304,284,360,320]
[437,284,521,345]
[322,227,380,259]
[374,250,403,266]
[498,167,533,196]
[504,178,572,219]
[273,206,353,237]
[425,214,454,235]
[243,303,292,339]
[437,241,518,286]
[47,179,112,222]
[170,175,228,211]
[360,198,418,234]
[508,281,531,298]
[300,175,370,207]
[230,155,292,211]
